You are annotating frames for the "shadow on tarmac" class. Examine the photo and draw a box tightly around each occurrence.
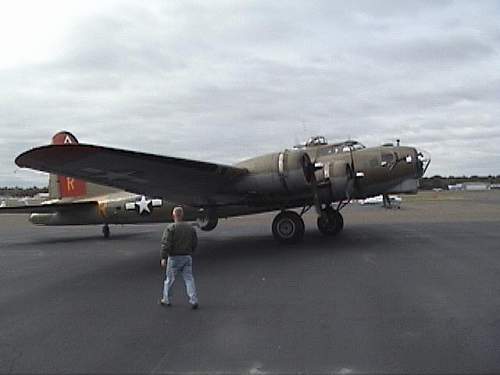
[197,225,402,258]
[3,230,157,247]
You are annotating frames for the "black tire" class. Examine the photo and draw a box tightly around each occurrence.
[197,215,218,231]
[272,211,305,244]
[317,208,344,236]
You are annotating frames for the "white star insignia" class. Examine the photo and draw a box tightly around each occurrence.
[135,195,152,214]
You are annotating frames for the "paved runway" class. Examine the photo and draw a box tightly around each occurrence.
[1,191,500,373]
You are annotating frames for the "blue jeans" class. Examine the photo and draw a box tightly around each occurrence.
[163,255,198,305]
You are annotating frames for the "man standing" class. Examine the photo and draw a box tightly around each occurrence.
[160,206,199,309]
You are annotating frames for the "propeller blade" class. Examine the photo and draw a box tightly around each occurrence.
[301,153,323,214]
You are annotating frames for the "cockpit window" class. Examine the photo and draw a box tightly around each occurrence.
[332,141,366,153]
[305,136,328,147]
[296,136,366,152]
[352,143,365,150]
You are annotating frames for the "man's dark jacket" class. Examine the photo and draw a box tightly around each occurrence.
[161,222,198,260]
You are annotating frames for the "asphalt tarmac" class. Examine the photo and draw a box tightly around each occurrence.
[1,191,500,374]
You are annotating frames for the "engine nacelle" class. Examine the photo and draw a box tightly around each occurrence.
[313,160,353,203]
[234,149,312,195]
[235,149,353,205]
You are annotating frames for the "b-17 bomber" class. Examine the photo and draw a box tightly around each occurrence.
[3,132,430,243]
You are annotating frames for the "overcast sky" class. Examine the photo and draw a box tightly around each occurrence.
[1,0,499,186]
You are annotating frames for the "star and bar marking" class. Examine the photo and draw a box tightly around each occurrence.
[125,196,162,215]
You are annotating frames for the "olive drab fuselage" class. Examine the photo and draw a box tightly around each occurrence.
[233,140,424,207]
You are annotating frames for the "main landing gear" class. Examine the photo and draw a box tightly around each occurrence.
[316,200,348,236]
[317,207,344,236]
[271,203,346,243]
[272,211,305,244]
[102,224,110,239]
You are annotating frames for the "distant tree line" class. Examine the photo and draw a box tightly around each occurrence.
[0,186,49,197]
[419,176,500,190]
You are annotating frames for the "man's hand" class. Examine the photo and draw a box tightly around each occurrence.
[161,259,167,268]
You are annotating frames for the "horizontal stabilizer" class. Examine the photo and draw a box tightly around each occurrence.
[0,201,98,214]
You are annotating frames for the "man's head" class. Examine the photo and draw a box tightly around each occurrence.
[172,206,184,222]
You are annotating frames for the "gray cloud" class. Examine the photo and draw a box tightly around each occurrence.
[1,0,500,186]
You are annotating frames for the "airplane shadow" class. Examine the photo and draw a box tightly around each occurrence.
[3,230,158,248]
[3,221,411,255]
[195,225,397,260]
[15,225,409,290]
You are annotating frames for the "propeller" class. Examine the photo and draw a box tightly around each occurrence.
[301,153,323,214]
[416,149,431,177]
[301,152,356,213]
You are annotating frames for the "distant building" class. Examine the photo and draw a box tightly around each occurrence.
[447,182,492,191]
[463,182,491,191]
[448,184,463,191]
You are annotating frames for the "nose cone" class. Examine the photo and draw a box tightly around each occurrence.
[416,148,431,177]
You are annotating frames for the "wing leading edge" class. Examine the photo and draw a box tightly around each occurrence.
[15,144,248,206]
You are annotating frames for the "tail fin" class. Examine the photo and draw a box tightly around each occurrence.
[48,131,120,200]
[49,131,87,199]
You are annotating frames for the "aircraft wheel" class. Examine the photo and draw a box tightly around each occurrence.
[272,211,305,244]
[102,224,110,239]
[317,208,344,236]
[196,213,218,231]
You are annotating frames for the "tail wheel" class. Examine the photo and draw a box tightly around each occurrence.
[272,211,305,244]
[196,215,218,231]
[196,208,218,231]
[317,208,344,236]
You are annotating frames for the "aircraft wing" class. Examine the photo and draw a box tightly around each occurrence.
[16,144,248,206]
[0,201,98,214]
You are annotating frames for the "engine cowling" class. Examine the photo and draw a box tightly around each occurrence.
[235,149,312,195]
[235,149,353,205]
[313,160,353,203]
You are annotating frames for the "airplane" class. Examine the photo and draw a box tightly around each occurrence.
[2,131,430,243]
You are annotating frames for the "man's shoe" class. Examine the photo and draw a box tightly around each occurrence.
[191,303,199,310]
[159,299,171,307]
